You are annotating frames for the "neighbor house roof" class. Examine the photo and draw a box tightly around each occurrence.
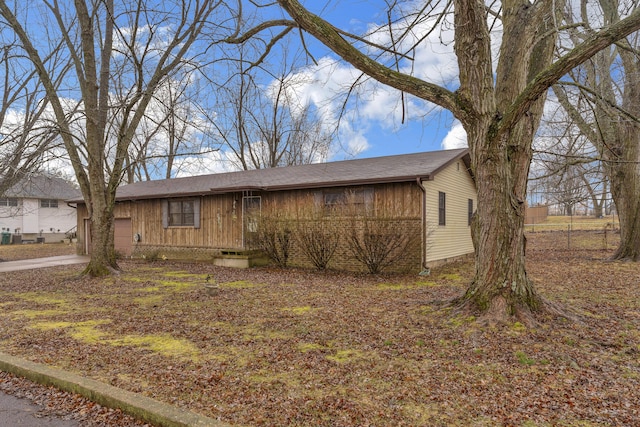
[79,148,470,202]
[5,175,81,200]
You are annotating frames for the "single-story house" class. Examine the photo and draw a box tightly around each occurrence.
[1,174,80,244]
[74,148,477,273]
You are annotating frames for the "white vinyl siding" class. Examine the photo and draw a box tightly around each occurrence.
[423,160,477,264]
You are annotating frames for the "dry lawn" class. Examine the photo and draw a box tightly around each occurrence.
[0,242,76,261]
[525,215,618,232]
[0,231,639,426]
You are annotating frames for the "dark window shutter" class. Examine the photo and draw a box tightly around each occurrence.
[363,187,374,215]
[313,191,323,209]
[194,198,201,229]
[162,200,169,229]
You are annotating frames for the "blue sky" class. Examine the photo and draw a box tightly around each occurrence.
[6,0,470,181]
[250,0,468,162]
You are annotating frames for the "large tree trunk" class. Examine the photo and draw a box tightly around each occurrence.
[452,0,556,322]
[84,202,118,276]
[609,133,640,261]
[458,116,545,321]
[82,143,119,276]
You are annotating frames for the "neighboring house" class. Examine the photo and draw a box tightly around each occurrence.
[74,148,477,273]
[1,175,81,243]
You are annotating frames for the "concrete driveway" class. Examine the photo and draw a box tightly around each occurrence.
[0,391,79,427]
[0,255,89,273]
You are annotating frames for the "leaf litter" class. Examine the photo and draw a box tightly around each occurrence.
[0,232,638,426]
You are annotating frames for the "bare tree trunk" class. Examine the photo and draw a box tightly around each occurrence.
[459,119,543,321]
[85,199,117,276]
[609,133,640,261]
[451,0,555,321]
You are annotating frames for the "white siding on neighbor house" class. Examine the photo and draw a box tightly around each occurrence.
[22,199,39,233]
[423,159,477,264]
[0,203,22,233]
[0,198,77,235]
[38,200,77,234]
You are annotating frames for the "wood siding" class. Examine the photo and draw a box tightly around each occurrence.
[423,159,477,264]
[75,175,475,272]
[125,194,243,250]
[260,183,422,219]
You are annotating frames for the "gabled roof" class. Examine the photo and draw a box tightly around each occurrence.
[4,175,80,200]
[104,148,470,201]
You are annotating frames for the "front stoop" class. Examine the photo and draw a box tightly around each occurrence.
[212,250,270,268]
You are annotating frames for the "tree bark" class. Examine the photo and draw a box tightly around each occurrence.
[84,199,117,276]
[453,0,555,321]
[609,126,640,261]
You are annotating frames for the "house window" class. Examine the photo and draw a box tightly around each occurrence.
[320,188,373,216]
[41,199,59,208]
[468,199,474,226]
[169,200,195,226]
[0,198,18,207]
[162,198,200,229]
[438,192,446,226]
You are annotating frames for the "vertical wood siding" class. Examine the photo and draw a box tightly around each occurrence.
[124,194,244,249]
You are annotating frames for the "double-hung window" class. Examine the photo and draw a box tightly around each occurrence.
[169,200,195,226]
[162,199,200,228]
[0,198,18,207]
[41,199,58,208]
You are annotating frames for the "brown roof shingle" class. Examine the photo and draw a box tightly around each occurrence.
[108,148,469,201]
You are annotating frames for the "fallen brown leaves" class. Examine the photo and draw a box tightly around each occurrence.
[0,232,639,426]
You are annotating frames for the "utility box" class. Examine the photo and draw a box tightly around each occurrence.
[1,232,10,245]
[12,234,22,245]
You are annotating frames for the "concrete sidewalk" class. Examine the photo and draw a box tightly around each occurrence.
[0,255,89,272]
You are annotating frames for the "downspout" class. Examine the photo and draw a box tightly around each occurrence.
[416,177,430,275]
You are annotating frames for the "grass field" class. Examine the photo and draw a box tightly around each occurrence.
[525,215,618,232]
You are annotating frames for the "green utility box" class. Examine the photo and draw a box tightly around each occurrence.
[1,232,11,245]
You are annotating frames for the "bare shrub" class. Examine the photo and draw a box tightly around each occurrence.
[296,215,340,270]
[347,217,420,274]
[255,213,293,267]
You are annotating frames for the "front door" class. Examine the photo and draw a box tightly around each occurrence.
[114,218,132,257]
[242,196,261,248]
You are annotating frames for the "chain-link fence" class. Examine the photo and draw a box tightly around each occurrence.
[524,215,618,251]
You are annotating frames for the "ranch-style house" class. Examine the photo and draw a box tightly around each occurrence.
[74,148,477,273]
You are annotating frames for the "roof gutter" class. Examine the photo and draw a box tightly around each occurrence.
[416,177,429,273]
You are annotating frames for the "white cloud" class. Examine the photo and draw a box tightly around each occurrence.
[441,121,467,149]
[267,1,470,158]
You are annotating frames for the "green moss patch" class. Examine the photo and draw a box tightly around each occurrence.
[110,334,201,360]
[31,319,112,344]
[281,306,314,315]
[13,308,68,319]
[326,349,367,364]
[297,342,326,353]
